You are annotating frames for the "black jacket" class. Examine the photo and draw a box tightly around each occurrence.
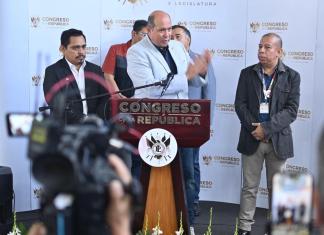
[43,58,110,124]
[234,60,300,159]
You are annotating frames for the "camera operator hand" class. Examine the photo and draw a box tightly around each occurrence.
[106,153,132,235]
[27,153,133,235]
[27,222,47,235]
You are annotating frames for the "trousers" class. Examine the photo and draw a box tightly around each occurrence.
[238,142,285,231]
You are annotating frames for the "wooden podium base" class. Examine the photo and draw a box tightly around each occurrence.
[112,99,210,234]
[144,165,178,234]
[132,153,189,235]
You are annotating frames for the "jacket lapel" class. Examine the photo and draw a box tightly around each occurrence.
[169,43,185,72]
[252,63,262,104]
[59,59,79,91]
[84,65,96,107]
[144,37,171,73]
[270,60,287,113]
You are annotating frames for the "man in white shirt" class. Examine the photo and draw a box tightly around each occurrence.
[43,28,109,124]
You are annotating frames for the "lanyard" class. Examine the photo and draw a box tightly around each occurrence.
[262,70,276,101]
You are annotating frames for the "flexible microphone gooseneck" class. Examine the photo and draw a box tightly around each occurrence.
[160,73,174,97]
[39,74,172,113]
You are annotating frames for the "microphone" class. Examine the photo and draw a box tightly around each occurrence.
[160,73,174,97]
[39,105,52,112]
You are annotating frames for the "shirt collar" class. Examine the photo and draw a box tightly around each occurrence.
[261,66,277,77]
[65,58,86,72]
[147,36,169,53]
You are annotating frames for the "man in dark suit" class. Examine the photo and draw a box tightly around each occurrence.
[234,33,300,235]
[43,28,109,124]
[171,24,216,217]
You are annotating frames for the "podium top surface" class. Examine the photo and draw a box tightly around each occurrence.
[111,98,211,147]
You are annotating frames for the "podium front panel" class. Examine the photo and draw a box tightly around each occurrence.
[111,98,210,147]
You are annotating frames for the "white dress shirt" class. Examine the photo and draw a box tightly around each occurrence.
[66,59,88,115]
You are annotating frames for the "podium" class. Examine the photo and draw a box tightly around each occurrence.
[111,98,210,234]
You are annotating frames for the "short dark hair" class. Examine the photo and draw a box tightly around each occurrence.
[60,28,86,48]
[172,25,191,40]
[262,32,283,48]
[133,20,148,32]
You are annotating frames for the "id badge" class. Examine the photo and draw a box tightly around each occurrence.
[260,102,269,114]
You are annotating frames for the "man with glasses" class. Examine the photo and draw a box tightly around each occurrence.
[102,20,148,175]
[43,28,109,124]
[127,10,210,235]
[102,20,148,98]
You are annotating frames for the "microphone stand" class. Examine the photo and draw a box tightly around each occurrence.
[160,73,174,97]
[39,78,168,112]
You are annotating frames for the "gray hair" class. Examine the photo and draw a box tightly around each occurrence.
[262,32,283,48]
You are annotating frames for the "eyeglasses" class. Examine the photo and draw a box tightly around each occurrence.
[137,32,148,37]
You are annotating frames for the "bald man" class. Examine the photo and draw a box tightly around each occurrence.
[127,10,211,234]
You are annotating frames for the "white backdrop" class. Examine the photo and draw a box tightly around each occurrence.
[1,0,324,211]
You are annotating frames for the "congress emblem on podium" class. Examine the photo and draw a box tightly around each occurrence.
[138,128,177,167]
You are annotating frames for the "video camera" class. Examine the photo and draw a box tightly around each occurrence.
[6,111,142,235]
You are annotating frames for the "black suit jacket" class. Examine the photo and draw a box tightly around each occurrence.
[43,58,110,124]
[234,60,300,159]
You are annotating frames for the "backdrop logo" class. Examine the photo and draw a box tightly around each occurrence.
[250,22,260,33]
[202,155,240,166]
[214,156,240,166]
[200,180,213,189]
[216,49,244,59]
[177,21,188,27]
[178,20,216,30]
[216,103,235,113]
[285,164,308,174]
[189,21,216,30]
[31,16,40,28]
[285,51,314,62]
[86,46,99,55]
[138,128,178,167]
[202,155,213,166]
[210,49,216,56]
[118,0,148,5]
[168,1,217,7]
[41,17,69,27]
[115,19,136,29]
[104,19,113,30]
[298,109,311,119]
[33,187,43,199]
[258,187,269,197]
[208,49,218,58]
[32,75,41,86]
[250,21,288,33]
[210,128,214,137]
